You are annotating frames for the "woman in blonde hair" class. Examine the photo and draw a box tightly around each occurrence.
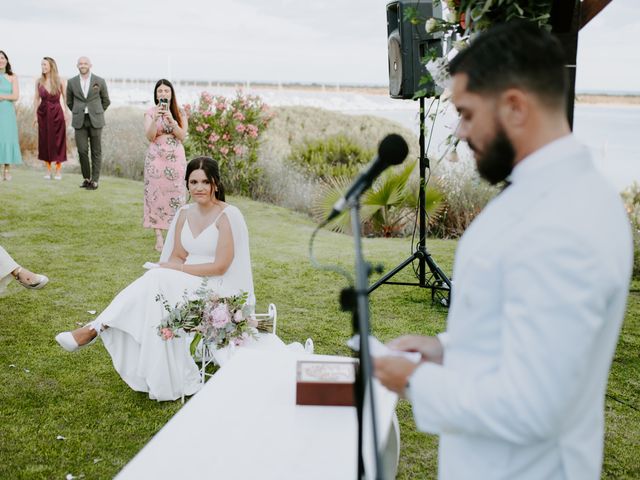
[33,57,69,180]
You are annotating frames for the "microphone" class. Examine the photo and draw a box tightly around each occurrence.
[326,134,409,221]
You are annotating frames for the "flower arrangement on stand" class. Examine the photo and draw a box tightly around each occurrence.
[155,281,272,357]
[183,90,274,196]
[402,1,556,238]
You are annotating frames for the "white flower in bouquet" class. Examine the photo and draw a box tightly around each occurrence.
[446,11,458,24]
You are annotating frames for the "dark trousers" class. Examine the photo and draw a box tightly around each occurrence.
[75,114,103,182]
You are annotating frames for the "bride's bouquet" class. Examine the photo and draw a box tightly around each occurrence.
[155,281,272,355]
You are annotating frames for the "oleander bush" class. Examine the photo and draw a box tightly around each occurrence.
[183,91,273,196]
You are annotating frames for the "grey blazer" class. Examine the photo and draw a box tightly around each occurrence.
[66,73,111,129]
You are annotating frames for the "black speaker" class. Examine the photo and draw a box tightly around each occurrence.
[387,0,443,99]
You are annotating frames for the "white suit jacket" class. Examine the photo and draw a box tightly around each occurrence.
[409,135,632,480]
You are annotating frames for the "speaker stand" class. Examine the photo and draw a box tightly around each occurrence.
[368,97,451,306]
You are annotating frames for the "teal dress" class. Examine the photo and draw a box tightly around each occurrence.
[0,75,23,165]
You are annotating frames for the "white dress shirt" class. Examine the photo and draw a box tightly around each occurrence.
[409,135,632,480]
[80,73,91,113]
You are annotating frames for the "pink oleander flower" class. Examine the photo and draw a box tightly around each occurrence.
[220,146,229,155]
[195,125,204,133]
[160,328,175,340]
[215,102,226,111]
[222,133,230,141]
[209,133,220,143]
[233,111,245,121]
[210,303,231,328]
[246,124,258,138]
[233,310,244,323]
[233,145,244,156]
[235,124,246,133]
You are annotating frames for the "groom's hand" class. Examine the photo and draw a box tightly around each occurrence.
[387,335,444,365]
[374,356,418,398]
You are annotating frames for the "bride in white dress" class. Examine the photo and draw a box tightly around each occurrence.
[55,157,273,401]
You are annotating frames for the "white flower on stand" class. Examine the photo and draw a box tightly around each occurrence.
[446,11,458,23]
[425,18,439,33]
[426,57,452,90]
[453,39,469,51]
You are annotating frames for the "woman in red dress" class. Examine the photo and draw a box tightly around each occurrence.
[33,57,69,180]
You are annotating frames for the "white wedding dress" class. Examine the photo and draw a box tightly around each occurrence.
[89,203,289,401]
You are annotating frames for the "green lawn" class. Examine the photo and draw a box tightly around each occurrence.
[0,168,638,479]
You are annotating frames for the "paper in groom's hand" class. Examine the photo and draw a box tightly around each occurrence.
[347,335,421,364]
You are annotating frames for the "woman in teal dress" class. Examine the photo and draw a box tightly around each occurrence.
[0,50,22,181]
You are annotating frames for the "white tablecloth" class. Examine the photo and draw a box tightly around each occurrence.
[116,349,398,480]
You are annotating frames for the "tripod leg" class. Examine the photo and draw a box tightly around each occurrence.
[368,251,420,294]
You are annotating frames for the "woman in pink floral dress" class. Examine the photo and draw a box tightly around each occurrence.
[143,79,188,251]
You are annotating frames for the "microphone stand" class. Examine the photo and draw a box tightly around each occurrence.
[341,197,383,480]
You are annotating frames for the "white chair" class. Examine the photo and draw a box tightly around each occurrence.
[190,303,278,396]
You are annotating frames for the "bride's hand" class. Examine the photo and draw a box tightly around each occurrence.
[158,262,183,271]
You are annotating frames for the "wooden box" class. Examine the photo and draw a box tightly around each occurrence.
[296,360,357,407]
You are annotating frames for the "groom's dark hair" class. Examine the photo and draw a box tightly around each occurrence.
[186,157,226,201]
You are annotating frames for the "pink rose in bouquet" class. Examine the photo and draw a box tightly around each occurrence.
[160,328,175,340]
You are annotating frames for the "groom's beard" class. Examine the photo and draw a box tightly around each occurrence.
[469,125,516,185]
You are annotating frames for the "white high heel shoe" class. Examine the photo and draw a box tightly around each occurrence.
[55,325,99,352]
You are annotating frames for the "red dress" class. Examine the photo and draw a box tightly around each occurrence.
[37,84,67,163]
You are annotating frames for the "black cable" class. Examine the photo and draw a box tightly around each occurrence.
[308,221,354,285]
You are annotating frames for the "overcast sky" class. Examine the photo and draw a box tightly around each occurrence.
[2,0,639,92]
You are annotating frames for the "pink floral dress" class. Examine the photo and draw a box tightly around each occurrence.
[143,107,186,230]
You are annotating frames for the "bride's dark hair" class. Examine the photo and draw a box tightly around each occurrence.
[185,157,226,201]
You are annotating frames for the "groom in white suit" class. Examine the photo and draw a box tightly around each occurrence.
[374,22,632,480]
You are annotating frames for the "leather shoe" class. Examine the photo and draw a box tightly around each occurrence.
[79,179,90,188]
[85,181,98,190]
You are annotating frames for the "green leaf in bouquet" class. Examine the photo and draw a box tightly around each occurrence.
[190,333,202,357]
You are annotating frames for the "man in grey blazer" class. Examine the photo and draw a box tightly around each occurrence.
[66,56,110,190]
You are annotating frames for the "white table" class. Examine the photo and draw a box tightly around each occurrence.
[116,349,399,480]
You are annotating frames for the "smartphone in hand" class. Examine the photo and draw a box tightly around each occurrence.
[158,98,169,112]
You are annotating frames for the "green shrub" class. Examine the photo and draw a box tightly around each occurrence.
[183,91,272,196]
[312,160,444,237]
[287,134,374,180]
[621,182,640,279]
